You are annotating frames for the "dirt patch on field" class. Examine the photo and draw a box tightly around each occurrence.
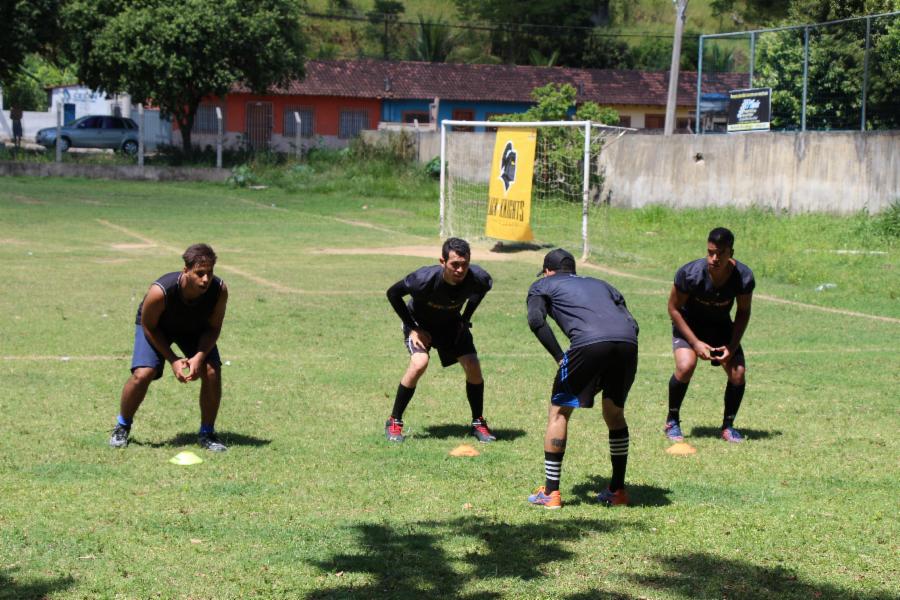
[94,257,132,264]
[111,242,156,250]
[312,244,542,262]
[13,195,45,205]
[0,238,26,245]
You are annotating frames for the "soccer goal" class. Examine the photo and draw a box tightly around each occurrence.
[439,120,631,259]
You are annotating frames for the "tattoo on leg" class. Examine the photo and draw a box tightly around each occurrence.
[550,438,567,449]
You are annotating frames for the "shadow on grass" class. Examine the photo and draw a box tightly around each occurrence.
[307,516,625,599]
[420,424,527,442]
[134,431,272,448]
[489,241,552,253]
[689,426,782,441]
[0,568,74,600]
[569,477,673,508]
[632,552,896,600]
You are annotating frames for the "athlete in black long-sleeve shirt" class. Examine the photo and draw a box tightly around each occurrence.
[525,249,639,509]
[384,238,495,443]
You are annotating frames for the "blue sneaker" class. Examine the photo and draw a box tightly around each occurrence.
[527,486,562,509]
[721,426,744,443]
[664,419,684,442]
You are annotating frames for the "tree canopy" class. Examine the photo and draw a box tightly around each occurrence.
[62,0,307,151]
[0,0,61,85]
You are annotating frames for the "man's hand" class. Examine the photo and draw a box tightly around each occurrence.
[716,346,733,365]
[169,357,190,382]
[185,354,206,381]
[409,328,432,351]
[692,340,715,361]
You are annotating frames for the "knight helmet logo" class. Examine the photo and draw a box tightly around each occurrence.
[499,141,517,192]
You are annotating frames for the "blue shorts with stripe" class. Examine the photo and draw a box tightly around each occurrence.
[131,325,222,380]
[551,341,637,409]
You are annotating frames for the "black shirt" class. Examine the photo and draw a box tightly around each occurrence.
[386,264,493,329]
[674,258,755,329]
[527,273,639,360]
[135,272,223,338]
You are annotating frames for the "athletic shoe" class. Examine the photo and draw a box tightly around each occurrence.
[721,427,744,443]
[596,487,630,507]
[109,424,130,448]
[528,486,562,509]
[471,417,496,443]
[199,433,228,452]
[664,419,684,442]
[385,417,405,442]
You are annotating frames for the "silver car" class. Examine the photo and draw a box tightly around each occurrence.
[36,115,140,155]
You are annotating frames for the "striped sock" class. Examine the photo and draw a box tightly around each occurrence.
[608,427,629,492]
[544,451,564,494]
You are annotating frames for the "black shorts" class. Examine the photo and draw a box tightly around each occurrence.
[551,341,637,409]
[403,320,477,368]
[672,323,744,362]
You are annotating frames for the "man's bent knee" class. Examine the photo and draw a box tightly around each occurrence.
[130,367,157,386]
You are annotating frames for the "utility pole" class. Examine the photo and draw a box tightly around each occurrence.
[664,0,689,136]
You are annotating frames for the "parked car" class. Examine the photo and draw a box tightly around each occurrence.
[36,115,140,155]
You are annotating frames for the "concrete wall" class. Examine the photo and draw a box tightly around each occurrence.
[382,129,898,215]
[598,131,899,214]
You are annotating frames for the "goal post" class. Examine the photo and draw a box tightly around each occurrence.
[440,120,631,260]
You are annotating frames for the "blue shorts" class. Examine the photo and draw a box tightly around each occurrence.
[551,341,637,409]
[130,325,222,380]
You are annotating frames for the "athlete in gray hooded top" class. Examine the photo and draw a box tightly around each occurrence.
[525,249,639,509]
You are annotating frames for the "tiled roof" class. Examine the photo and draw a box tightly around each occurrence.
[234,59,749,108]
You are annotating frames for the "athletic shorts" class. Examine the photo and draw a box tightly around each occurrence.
[130,325,222,380]
[551,341,637,409]
[672,324,744,362]
[402,320,477,368]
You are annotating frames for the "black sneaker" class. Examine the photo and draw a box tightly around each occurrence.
[199,432,227,452]
[471,417,497,443]
[109,424,130,448]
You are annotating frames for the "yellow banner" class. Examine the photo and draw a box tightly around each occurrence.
[485,127,536,241]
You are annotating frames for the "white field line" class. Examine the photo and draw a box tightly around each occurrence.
[576,261,900,325]
[96,219,898,324]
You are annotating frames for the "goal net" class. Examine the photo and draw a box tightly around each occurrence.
[440,120,630,259]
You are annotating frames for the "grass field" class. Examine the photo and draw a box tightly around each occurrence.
[0,161,898,599]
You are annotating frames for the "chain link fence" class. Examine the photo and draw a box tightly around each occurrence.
[697,11,900,133]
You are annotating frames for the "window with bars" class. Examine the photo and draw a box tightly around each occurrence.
[192,104,223,134]
[338,110,369,139]
[283,107,314,138]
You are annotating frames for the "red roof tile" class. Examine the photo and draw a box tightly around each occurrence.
[234,59,748,108]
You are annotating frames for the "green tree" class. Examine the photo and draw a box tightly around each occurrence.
[454,0,598,67]
[581,35,635,70]
[367,0,406,60]
[62,0,306,152]
[407,15,457,62]
[0,0,60,84]
[754,0,898,130]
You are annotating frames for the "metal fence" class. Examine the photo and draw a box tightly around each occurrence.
[697,11,900,133]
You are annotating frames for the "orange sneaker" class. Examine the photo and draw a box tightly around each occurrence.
[527,486,562,510]
[597,487,629,507]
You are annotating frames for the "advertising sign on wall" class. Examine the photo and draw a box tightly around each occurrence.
[727,88,771,132]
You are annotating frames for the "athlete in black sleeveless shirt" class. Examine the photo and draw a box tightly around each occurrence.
[109,244,229,452]
[384,238,495,444]
[665,227,755,444]
[526,249,639,509]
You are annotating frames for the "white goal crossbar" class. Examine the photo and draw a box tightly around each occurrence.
[439,120,632,259]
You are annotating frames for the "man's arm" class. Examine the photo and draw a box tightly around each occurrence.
[667,285,714,361]
[387,279,431,350]
[460,291,487,324]
[185,282,229,381]
[140,285,189,382]
[721,292,752,364]
[527,294,564,362]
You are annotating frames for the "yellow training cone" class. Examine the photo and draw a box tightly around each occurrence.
[449,444,480,457]
[665,442,697,456]
[169,451,204,465]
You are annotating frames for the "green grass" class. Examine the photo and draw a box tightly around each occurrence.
[0,165,897,599]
